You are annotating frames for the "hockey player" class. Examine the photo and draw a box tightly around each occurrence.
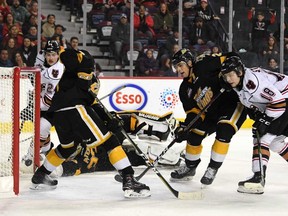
[30,48,150,198]
[22,40,64,165]
[220,56,288,194]
[170,48,247,185]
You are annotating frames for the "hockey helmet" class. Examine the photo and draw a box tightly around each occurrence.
[220,56,244,76]
[44,40,60,53]
[171,48,196,68]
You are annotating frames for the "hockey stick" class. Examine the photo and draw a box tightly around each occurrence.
[115,88,226,183]
[255,130,265,184]
[99,85,127,101]
[90,90,204,200]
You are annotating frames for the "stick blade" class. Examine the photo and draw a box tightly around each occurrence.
[177,191,204,200]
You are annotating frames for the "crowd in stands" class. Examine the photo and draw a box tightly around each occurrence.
[0,0,287,76]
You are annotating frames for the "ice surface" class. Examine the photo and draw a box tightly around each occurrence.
[1,129,287,216]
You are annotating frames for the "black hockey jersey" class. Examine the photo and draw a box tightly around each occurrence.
[48,49,96,112]
[179,53,240,123]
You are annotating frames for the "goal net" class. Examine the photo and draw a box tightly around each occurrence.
[0,67,41,195]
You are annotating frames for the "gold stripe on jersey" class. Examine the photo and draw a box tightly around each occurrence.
[77,72,93,80]
[77,51,83,63]
[220,56,227,64]
[186,107,205,121]
[186,144,203,155]
[212,139,229,155]
[108,146,128,165]
[46,149,65,167]
[61,141,74,149]
[191,127,206,136]
[218,103,244,132]
[76,106,112,147]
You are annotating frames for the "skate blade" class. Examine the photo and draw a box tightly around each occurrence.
[201,184,208,189]
[237,184,264,194]
[169,176,193,182]
[124,189,151,198]
[30,183,57,191]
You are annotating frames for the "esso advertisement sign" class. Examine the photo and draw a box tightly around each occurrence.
[109,84,148,111]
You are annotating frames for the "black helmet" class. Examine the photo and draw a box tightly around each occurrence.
[44,40,60,53]
[221,56,244,76]
[171,48,196,67]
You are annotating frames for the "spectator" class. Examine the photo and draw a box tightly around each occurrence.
[0,12,4,44]
[158,29,179,63]
[134,4,155,42]
[5,37,17,59]
[195,0,220,23]
[24,24,38,46]
[110,13,142,68]
[28,1,45,21]
[210,45,222,56]
[137,48,159,76]
[159,55,176,77]
[21,14,37,35]
[2,12,22,36]
[273,22,288,44]
[21,0,33,10]
[53,24,67,48]
[153,3,174,36]
[189,16,215,54]
[248,7,276,53]
[2,24,24,48]
[0,48,13,67]
[18,36,37,66]
[266,57,279,73]
[183,0,197,11]
[103,0,118,21]
[12,50,26,67]
[68,36,79,50]
[42,14,56,40]
[0,0,11,18]
[260,35,279,67]
[10,0,30,25]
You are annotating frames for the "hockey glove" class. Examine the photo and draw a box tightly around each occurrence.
[219,74,232,92]
[252,112,273,137]
[106,113,124,134]
[174,122,188,143]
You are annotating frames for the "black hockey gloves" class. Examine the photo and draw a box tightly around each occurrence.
[106,113,124,134]
[252,112,273,137]
[174,122,188,143]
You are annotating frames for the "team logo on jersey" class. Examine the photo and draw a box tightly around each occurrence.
[52,69,59,78]
[109,84,148,111]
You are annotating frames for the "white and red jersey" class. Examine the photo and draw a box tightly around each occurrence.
[38,58,64,111]
[234,67,288,120]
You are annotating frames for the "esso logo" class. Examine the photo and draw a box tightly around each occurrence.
[109,84,148,111]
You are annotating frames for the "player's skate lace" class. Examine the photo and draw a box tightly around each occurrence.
[170,165,196,180]
[200,167,218,185]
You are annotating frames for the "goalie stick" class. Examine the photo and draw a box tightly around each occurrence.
[114,88,226,183]
[90,90,204,200]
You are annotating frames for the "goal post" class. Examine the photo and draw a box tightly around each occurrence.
[0,67,41,195]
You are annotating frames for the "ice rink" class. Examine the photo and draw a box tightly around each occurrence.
[1,129,287,216]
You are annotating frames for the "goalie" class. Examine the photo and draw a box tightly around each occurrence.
[51,110,185,177]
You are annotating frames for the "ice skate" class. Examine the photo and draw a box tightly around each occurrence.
[30,169,58,190]
[122,174,151,198]
[170,165,196,182]
[200,167,218,186]
[237,171,265,194]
